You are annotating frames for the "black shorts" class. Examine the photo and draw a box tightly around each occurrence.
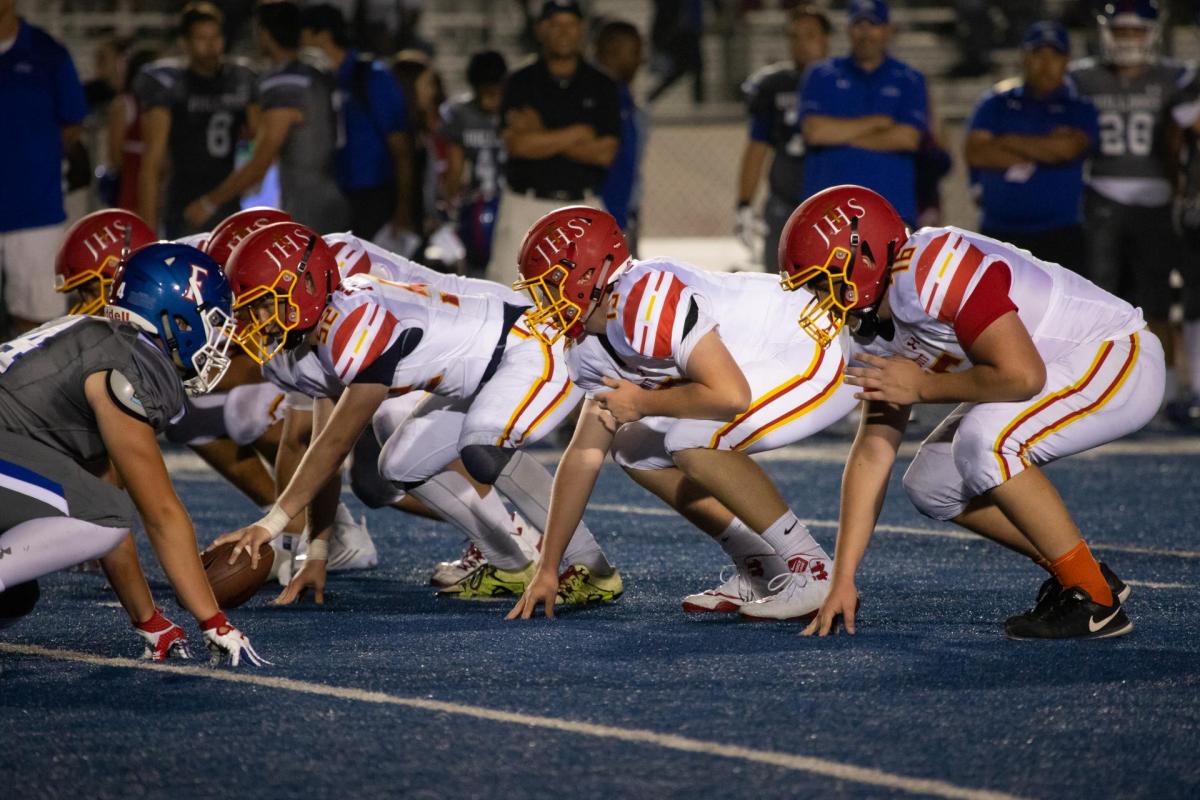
[1083,190,1180,319]
[0,431,134,530]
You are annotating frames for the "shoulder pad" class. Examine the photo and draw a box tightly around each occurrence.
[106,369,149,421]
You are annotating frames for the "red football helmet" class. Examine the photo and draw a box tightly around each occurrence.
[224,222,341,364]
[203,206,293,269]
[513,206,631,343]
[55,209,156,315]
[778,185,908,348]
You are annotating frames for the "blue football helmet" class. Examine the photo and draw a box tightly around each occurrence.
[104,242,236,395]
[1099,0,1161,67]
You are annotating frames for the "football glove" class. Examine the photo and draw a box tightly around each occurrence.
[200,612,270,668]
[134,608,191,661]
[735,203,764,252]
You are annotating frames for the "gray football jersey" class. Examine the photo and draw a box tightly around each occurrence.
[1070,58,1192,182]
[440,93,504,200]
[258,54,350,232]
[0,317,185,465]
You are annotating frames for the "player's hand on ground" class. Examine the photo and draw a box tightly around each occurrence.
[274,558,328,606]
[802,579,860,637]
[595,377,645,426]
[844,353,926,405]
[209,525,275,570]
[201,613,270,668]
[134,609,191,661]
[506,569,560,620]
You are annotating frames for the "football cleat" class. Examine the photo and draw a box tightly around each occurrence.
[556,565,624,606]
[738,570,829,622]
[1005,587,1133,640]
[437,562,536,600]
[430,542,487,588]
[1014,562,1130,622]
[682,566,758,613]
[325,504,379,571]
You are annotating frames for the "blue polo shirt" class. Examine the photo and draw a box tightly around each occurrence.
[798,55,927,224]
[0,21,87,232]
[967,82,1099,234]
[601,83,642,230]
[335,50,408,191]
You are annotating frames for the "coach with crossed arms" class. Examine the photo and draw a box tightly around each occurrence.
[485,0,621,285]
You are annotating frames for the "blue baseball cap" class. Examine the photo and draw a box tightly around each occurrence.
[1022,21,1070,54]
[847,0,889,25]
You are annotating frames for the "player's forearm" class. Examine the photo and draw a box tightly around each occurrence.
[832,430,899,581]
[537,448,606,574]
[994,131,1088,164]
[802,114,892,146]
[389,132,415,229]
[737,141,769,205]
[137,153,163,230]
[503,125,588,159]
[849,123,920,153]
[205,154,272,209]
[561,135,618,167]
[306,472,342,545]
[276,425,357,522]
[143,507,220,622]
[635,381,750,422]
[964,136,1029,169]
[919,363,1045,404]
[100,533,157,624]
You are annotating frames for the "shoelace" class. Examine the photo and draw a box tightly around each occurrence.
[712,566,755,601]
[765,570,809,595]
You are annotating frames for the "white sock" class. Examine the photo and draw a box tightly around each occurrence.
[714,517,787,596]
[495,450,614,575]
[411,472,531,571]
[1185,320,1200,396]
[761,510,828,565]
[0,517,129,591]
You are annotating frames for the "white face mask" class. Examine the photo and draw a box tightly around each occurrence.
[184,307,237,396]
[1099,19,1159,67]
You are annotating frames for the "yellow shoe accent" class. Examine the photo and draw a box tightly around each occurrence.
[439,562,535,601]
[556,565,623,606]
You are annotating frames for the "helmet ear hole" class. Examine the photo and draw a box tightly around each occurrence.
[304,271,316,294]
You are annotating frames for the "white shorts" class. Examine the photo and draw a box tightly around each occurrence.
[903,330,1166,521]
[223,383,286,446]
[348,393,428,508]
[0,223,68,322]
[610,340,858,471]
[378,326,583,485]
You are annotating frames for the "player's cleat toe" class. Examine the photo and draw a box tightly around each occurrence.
[556,565,624,606]
[1013,562,1130,622]
[430,542,488,588]
[438,562,535,600]
[738,570,829,622]
[681,566,757,613]
[1005,587,1133,640]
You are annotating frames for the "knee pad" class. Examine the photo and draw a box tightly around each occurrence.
[349,459,404,509]
[459,444,515,485]
[0,579,38,629]
[611,423,673,471]
[902,445,968,522]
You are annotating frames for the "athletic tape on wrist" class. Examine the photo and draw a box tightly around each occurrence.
[306,538,329,561]
[256,505,291,538]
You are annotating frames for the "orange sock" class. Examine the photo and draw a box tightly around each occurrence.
[1033,555,1053,575]
[1050,541,1113,606]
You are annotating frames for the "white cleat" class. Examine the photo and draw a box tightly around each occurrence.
[738,570,830,622]
[325,504,378,572]
[430,542,487,588]
[682,567,759,613]
[510,512,542,562]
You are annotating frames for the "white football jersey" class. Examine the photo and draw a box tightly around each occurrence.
[567,258,828,395]
[848,226,1146,370]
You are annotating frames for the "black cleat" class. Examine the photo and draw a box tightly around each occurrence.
[1005,587,1133,640]
[1012,562,1130,622]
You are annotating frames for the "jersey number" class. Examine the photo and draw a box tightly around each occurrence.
[0,317,87,374]
[207,111,234,159]
[1098,111,1154,158]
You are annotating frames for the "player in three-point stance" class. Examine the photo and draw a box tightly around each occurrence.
[213,222,618,604]
[507,207,858,622]
[783,185,1164,639]
[0,242,266,665]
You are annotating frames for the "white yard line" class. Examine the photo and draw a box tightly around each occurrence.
[0,642,1025,800]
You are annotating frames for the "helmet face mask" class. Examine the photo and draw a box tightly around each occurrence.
[181,305,237,395]
[1098,1,1161,67]
[514,262,595,344]
[231,269,309,364]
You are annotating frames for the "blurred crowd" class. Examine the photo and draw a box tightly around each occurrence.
[1,0,1199,424]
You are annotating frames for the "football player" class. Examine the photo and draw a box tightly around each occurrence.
[782,185,1164,640]
[506,207,857,621]
[0,241,265,666]
[214,223,606,604]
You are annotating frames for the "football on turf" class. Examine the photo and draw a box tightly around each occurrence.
[201,542,274,609]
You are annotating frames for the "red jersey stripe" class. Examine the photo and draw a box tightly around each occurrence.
[331,304,369,368]
[360,311,399,373]
[622,274,651,343]
[651,277,686,359]
[937,245,987,323]
[913,232,950,296]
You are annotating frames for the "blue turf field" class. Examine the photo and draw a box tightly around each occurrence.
[2,432,1198,799]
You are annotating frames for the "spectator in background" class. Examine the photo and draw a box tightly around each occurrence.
[106,47,159,212]
[646,0,703,105]
[301,3,414,241]
[798,0,926,225]
[0,0,87,333]
[964,22,1097,273]
[84,35,129,114]
[185,0,349,233]
[441,50,508,276]
[486,0,621,284]
[735,5,829,270]
[1166,76,1200,428]
[137,2,258,237]
[391,50,448,259]
[595,19,647,255]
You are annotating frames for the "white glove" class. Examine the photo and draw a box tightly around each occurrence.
[427,223,467,264]
[200,612,270,668]
[735,203,764,252]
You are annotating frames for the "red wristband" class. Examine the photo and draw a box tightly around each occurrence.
[134,607,172,633]
[200,611,229,631]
